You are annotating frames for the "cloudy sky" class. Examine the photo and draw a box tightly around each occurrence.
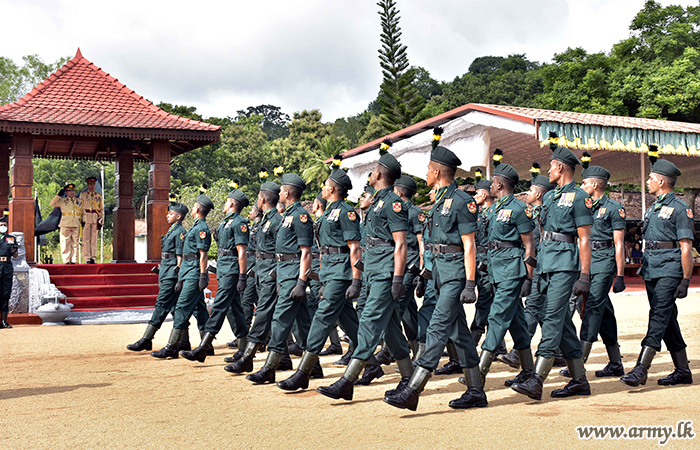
[1,0,697,121]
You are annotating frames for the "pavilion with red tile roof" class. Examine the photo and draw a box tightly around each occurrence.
[0,49,221,263]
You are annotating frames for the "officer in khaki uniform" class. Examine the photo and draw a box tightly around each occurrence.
[79,176,103,264]
[0,210,18,329]
[50,183,83,264]
[621,155,693,387]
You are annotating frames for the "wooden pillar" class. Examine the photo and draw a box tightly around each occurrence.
[9,133,35,263]
[0,137,10,212]
[112,144,135,262]
[146,140,171,262]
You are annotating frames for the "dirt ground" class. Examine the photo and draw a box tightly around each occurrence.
[1,292,699,450]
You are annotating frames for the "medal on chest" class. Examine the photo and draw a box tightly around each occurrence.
[329,209,341,222]
[557,192,575,208]
[225,219,234,229]
[373,200,385,214]
[497,209,512,223]
[441,198,453,216]
[263,221,271,232]
[596,207,607,219]
[658,206,674,220]
[283,215,294,228]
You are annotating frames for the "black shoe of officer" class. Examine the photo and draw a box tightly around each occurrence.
[551,376,591,398]
[559,367,572,378]
[497,349,520,369]
[505,369,533,387]
[448,387,488,409]
[658,367,693,386]
[278,354,294,371]
[317,377,354,401]
[595,361,625,377]
[277,370,310,391]
[227,340,238,349]
[207,346,215,356]
[127,338,152,352]
[151,344,179,359]
[310,361,324,379]
[354,363,384,386]
[1,320,13,329]
[180,341,192,352]
[458,376,467,386]
[333,350,352,366]
[181,345,209,363]
[384,386,420,411]
[511,373,544,400]
[247,366,276,384]
[620,364,648,387]
[553,356,567,367]
[435,359,461,375]
[385,377,409,398]
[224,349,244,363]
[288,342,303,357]
[374,348,394,365]
[319,342,343,356]
[224,356,253,374]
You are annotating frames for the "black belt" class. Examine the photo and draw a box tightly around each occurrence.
[645,240,679,250]
[219,249,238,257]
[320,246,350,255]
[161,252,176,260]
[366,237,394,247]
[256,251,275,260]
[182,253,199,261]
[246,251,255,259]
[429,243,463,255]
[487,240,522,250]
[407,244,419,253]
[541,230,577,244]
[312,252,321,258]
[477,246,488,254]
[276,253,301,262]
[591,240,614,249]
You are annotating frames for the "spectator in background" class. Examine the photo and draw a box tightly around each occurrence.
[631,243,643,264]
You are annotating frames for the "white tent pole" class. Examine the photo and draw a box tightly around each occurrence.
[640,152,646,216]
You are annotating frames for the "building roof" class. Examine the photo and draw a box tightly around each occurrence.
[0,49,220,147]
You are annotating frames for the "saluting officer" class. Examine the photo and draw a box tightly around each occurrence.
[511,136,594,400]
[181,189,250,363]
[50,183,83,264]
[621,152,693,387]
[79,176,103,264]
[0,210,18,329]
[127,197,188,351]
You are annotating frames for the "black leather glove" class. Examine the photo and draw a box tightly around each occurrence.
[414,276,425,298]
[612,275,626,293]
[460,280,477,304]
[198,272,209,291]
[572,273,590,296]
[319,284,325,299]
[237,273,247,293]
[345,278,362,300]
[391,275,406,300]
[175,279,183,292]
[674,278,691,299]
[58,188,66,197]
[291,278,307,300]
[520,278,532,297]
[174,266,179,276]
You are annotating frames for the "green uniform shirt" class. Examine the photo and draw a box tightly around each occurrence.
[180,218,211,280]
[422,213,434,271]
[159,221,185,281]
[318,200,361,281]
[476,205,490,265]
[589,195,626,275]
[485,194,534,283]
[257,208,282,254]
[216,212,249,275]
[247,221,259,272]
[405,200,424,250]
[364,187,409,276]
[539,181,593,273]
[641,193,694,280]
[276,201,314,282]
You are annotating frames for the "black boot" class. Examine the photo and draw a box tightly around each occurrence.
[560,341,592,378]
[621,346,656,387]
[385,377,410,398]
[658,349,693,386]
[596,343,624,377]
[127,324,156,351]
[497,348,520,369]
[334,346,353,366]
[151,329,181,359]
[512,356,553,400]
[318,358,364,401]
[181,332,215,362]
[247,351,282,384]
[226,339,238,348]
[278,353,294,371]
[288,341,303,357]
[354,362,384,385]
[179,328,192,351]
[224,349,245,363]
[310,361,324,379]
[505,348,534,386]
[1,311,12,329]
[449,366,488,409]
[224,341,259,374]
[551,376,591,397]
[319,342,343,356]
[435,359,461,375]
[374,347,394,365]
[505,369,533,387]
[277,352,320,391]
[384,366,431,411]
[277,370,310,391]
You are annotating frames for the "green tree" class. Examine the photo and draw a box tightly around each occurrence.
[301,135,347,189]
[236,104,290,140]
[0,54,69,105]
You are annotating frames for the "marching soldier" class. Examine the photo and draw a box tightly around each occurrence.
[621,151,693,387]
[79,176,103,264]
[0,209,18,329]
[471,172,494,347]
[414,187,438,362]
[50,183,83,264]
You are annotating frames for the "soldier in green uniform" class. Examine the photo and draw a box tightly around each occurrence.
[318,149,413,401]
[0,210,18,329]
[385,145,485,411]
[127,198,188,350]
[476,160,536,390]
[621,153,693,387]
[181,189,250,363]
[225,181,285,373]
[471,173,494,347]
[246,173,314,384]
[414,188,438,361]
[152,192,214,359]
[559,159,627,378]
[511,137,593,400]
[278,169,365,390]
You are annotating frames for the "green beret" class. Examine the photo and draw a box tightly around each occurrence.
[430,146,461,170]
[260,181,280,196]
[474,180,492,191]
[328,169,352,191]
[494,163,519,185]
[315,192,327,208]
[228,189,250,208]
[581,165,610,181]
[378,153,402,179]
[168,202,189,216]
[651,159,681,178]
[552,146,580,169]
[196,194,214,211]
[280,173,306,191]
[363,184,375,195]
[531,175,555,191]
[394,175,417,193]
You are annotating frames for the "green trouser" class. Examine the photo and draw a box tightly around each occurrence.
[237,274,258,330]
[268,278,311,354]
[417,279,437,343]
[352,272,410,361]
[148,277,179,328]
[482,277,530,353]
[0,264,11,314]
[471,268,493,334]
[535,271,583,359]
[524,269,543,338]
[399,251,420,341]
[579,271,617,345]
[306,279,359,354]
[355,270,369,321]
[247,259,278,344]
[205,272,247,337]
[172,278,209,331]
[416,278,479,370]
[642,277,687,352]
[293,260,320,343]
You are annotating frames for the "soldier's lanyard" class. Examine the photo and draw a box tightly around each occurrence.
[654,193,667,210]
[553,185,565,199]
[592,197,602,210]
[435,185,449,205]
[493,194,511,211]
[89,194,101,218]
